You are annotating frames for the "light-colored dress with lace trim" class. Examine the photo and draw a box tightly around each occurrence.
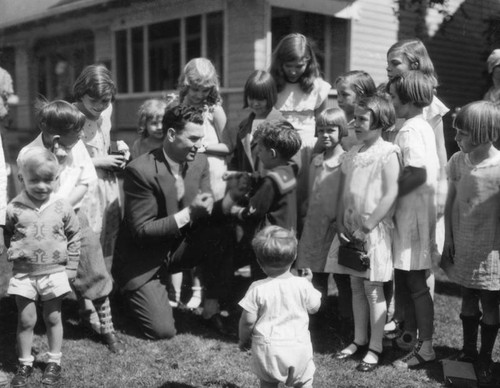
[80,104,122,262]
[297,150,344,272]
[327,138,399,282]
[445,151,500,290]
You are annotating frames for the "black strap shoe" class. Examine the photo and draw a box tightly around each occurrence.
[11,364,33,388]
[42,362,61,386]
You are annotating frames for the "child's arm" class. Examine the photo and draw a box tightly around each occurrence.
[203,105,228,157]
[441,177,457,270]
[336,170,349,243]
[238,309,257,351]
[63,204,81,280]
[67,184,88,208]
[227,177,276,221]
[398,166,426,197]
[356,152,400,235]
[203,142,231,156]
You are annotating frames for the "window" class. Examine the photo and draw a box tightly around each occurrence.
[35,30,94,101]
[114,11,224,94]
[271,7,348,84]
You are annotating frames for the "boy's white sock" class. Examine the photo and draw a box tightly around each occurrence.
[47,352,62,365]
[19,355,34,367]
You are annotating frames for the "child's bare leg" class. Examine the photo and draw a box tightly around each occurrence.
[43,296,63,361]
[15,296,37,363]
[187,268,203,309]
[170,272,183,307]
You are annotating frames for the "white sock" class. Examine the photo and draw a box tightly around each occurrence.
[47,352,62,365]
[19,355,34,367]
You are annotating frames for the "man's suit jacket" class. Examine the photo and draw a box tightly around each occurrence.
[112,147,211,291]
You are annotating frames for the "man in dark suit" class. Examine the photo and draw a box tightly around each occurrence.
[112,105,232,339]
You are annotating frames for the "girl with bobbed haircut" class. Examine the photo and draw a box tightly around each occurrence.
[387,72,434,108]
[453,101,500,146]
[72,64,116,102]
[316,108,349,139]
[36,99,86,135]
[387,39,438,87]
[243,70,277,110]
[177,58,222,106]
[270,33,320,94]
[357,95,396,132]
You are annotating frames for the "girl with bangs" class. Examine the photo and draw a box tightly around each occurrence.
[441,101,500,386]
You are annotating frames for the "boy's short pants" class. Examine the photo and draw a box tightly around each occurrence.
[8,272,72,301]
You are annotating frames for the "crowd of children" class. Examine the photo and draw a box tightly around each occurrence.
[0,32,499,388]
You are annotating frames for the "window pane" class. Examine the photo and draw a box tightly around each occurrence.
[132,27,144,92]
[149,19,180,91]
[206,11,224,86]
[115,29,128,93]
[186,15,201,62]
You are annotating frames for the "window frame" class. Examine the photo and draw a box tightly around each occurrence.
[112,10,225,97]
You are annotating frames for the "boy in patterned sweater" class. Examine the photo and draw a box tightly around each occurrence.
[5,147,81,388]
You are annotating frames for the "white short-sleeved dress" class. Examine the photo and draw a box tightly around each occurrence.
[239,274,321,387]
[393,116,439,271]
[297,151,343,272]
[445,151,500,290]
[327,138,399,282]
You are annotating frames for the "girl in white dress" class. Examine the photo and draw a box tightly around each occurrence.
[270,33,331,230]
[296,108,346,308]
[388,71,440,368]
[332,96,400,372]
[176,58,227,310]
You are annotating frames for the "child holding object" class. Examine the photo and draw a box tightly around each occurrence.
[441,101,500,386]
[5,147,81,387]
[238,225,321,388]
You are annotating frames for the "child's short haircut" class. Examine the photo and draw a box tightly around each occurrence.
[17,146,59,176]
[243,70,278,110]
[357,95,395,132]
[335,70,377,99]
[36,99,86,135]
[253,120,302,160]
[73,64,117,102]
[453,100,500,145]
[387,71,434,108]
[137,99,168,137]
[316,108,348,139]
[162,104,204,133]
[252,225,297,269]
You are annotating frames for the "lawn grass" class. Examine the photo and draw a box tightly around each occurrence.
[0,253,498,388]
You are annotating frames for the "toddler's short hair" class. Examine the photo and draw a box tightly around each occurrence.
[137,99,168,137]
[36,99,86,135]
[253,120,302,160]
[162,104,204,133]
[252,226,297,269]
[387,71,434,108]
[316,108,348,139]
[357,95,395,132]
[17,147,59,176]
[453,100,500,145]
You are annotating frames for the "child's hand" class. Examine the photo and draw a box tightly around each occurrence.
[96,154,126,170]
[298,268,313,282]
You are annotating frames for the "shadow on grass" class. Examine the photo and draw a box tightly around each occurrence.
[158,383,198,388]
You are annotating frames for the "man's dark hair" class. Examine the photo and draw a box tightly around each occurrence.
[162,104,204,133]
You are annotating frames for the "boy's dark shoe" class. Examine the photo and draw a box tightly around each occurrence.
[11,364,33,388]
[103,332,126,354]
[42,362,61,386]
